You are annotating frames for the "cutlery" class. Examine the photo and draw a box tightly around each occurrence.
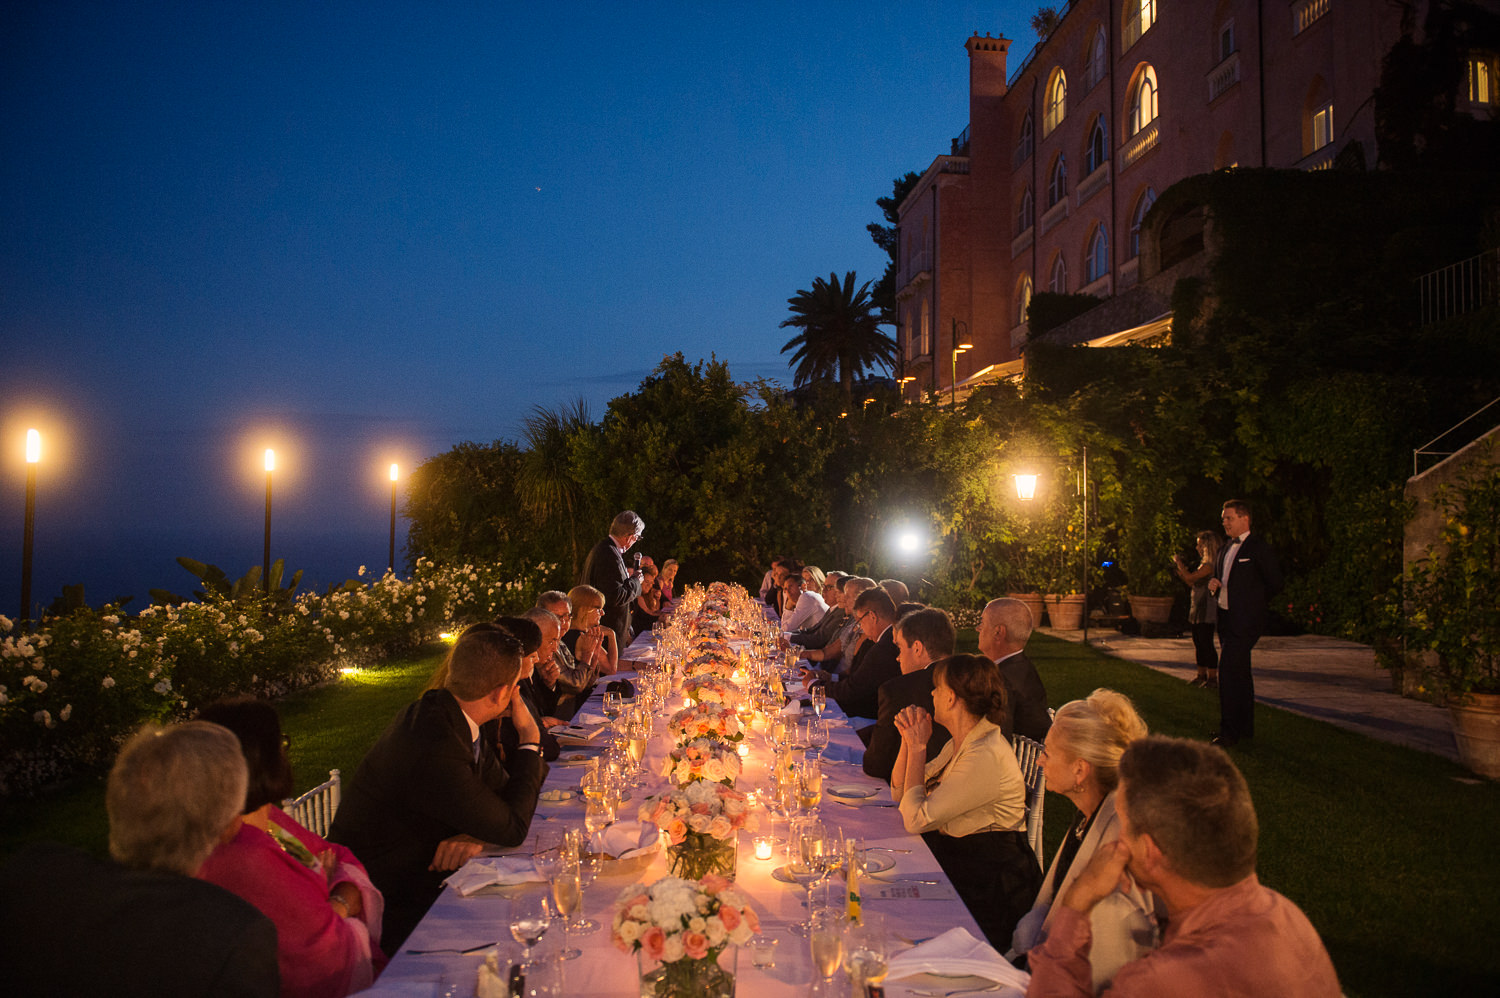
[866,847,912,853]
[405,941,499,955]
[873,876,941,885]
[908,985,1001,997]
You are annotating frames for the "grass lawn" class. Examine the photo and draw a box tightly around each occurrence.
[4,634,1497,996]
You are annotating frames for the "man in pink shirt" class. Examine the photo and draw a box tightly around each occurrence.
[1027,736,1340,997]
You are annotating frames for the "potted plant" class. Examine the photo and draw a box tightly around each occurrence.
[1118,499,1185,630]
[1404,460,1500,778]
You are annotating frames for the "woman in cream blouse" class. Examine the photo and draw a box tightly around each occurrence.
[892,654,1042,947]
[1008,689,1157,992]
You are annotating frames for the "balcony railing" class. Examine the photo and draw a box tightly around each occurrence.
[1012,226,1034,258]
[1040,198,1070,235]
[1119,121,1160,171]
[951,125,970,156]
[1294,0,1329,36]
[1419,247,1499,325]
[1077,162,1110,206]
[1208,52,1241,102]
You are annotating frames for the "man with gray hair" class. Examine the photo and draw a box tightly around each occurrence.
[579,509,650,649]
[1027,737,1340,996]
[0,721,279,995]
[978,597,1052,742]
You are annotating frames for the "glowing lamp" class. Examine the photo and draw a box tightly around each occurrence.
[1014,474,1038,501]
[25,429,40,464]
[264,448,276,472]
[389,463,399,481]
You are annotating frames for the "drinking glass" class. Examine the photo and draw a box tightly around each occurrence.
[573,849,603,933]
[808,718,830,757]
[550,866,583,960]
[583,798,614,840]
[787,816,833,938]
[798,756,823,810]
[843,913,889,993]
[810,685,827,718]
[603,691,623,721]
[809,908,845,987]
[508,893,551,970]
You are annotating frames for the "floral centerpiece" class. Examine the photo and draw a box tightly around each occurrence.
[640,781,755,880]
[668,702,742,745]
[681,673,738,707]
[612,874,758,998]
[663,737,741,788]
[684,646,739,679]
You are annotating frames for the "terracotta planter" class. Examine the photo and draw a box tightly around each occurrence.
[1042,594,1086,629]
[1127,595,1175,625]
[1450,692,1500,780]
[1008,593,1045,628]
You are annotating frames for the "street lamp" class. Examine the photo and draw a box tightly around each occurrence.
[1014,444,1090,645]
[19,429,40,627]
[950,318,973,405]
[263,448,275,595]
[388,463,399,574]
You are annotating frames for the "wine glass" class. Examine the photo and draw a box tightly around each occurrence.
[787,817,833,938]
[843,913,888,993]
[808,718,830,758]
[508,893,551,970]
[550,863,583,960]
[603,691,623,721]
[798,756,824,810]
[810,685,827,718]
[573,849,603,934]
[584,797,614,840]
[809,907,846,991]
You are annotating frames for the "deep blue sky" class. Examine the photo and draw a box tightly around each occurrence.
[1,1,1036,609]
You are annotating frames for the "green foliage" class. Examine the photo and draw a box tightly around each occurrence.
[150,556,303,610]
[779,271,895,401]
[868,171,921,326]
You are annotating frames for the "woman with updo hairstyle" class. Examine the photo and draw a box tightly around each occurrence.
[1009,689,1156,991]
[892,654,1041,948]
[196,698,386,997]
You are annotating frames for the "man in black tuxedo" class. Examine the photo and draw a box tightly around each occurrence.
[329,623,547,953]
[815,586,902,721]
[0,721,278,996]
[579,510,648,650]
[862,607,957,782]
[978,597,1052,743]
[1207,499,1283,747]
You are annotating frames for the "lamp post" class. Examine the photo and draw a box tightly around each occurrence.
[263,449,275,595]
[388,463,399,574]
[19,429,39,627]
[1014,444,1090,645]
[950,318,973,405]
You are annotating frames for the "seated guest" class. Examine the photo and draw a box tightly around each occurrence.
[1027,737,1341,997]
[813,586,901,721]
[758,556,784,603]
[787,571,847,650]
[329,623,547,954]
[197,699,385,998]
[658,559,679,602]
[632,561,664,637]
[0,721,279,996]
[863,607,957,782]
[1010,690,1154,990]
[536,591,594,711]
[563,584,619,678]
[520,605,568,719]
[493,616,562,761]
[892,654,1041,949]
[802,576,874,671]
[801,564,826,594]
[979,597,1053,742]
[880,578,910,605]
[779,569,827,633]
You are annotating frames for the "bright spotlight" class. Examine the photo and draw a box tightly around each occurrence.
[898,531,920,553]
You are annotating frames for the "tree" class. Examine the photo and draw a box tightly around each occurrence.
[779,271,896,403]
[518,398,596,579]
[867,171,921,326]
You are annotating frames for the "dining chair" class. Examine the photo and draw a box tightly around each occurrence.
[1011,736,1046,865]
[285,768,341,838]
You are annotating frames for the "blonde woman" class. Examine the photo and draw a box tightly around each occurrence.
[1010,689,1155,992]
[564,584,618,677]
[1174,531,1223,687]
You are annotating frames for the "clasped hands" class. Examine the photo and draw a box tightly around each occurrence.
[894,705,933,747]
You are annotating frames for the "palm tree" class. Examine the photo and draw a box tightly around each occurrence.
[518,399,593,578]
[779,271,896,402]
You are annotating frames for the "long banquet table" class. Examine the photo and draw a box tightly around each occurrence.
[360,627,1018,998]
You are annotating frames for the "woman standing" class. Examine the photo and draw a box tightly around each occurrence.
[892,654,1041,948]
[1173,530,1223,687]
[1009,689,1155,991]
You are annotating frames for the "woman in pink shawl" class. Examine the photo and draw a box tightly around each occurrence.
[197,698,385,998]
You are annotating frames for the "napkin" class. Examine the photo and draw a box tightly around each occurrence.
[477,951,509,998]
[572,711,607,726]
[778,700,802,717]
[591,820,660,859]
[886,927,1030,990]
[443,855,545,897]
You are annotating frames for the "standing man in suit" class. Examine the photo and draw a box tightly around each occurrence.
[1206,500,1283,747]
[329,622,547,952]
[579,510,648,651]
[863,607,957,782]
[978,597,1052,743]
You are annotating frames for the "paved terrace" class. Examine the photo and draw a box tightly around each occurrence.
[1039,629,1460,763]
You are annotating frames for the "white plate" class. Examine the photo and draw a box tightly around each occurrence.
[828,783,879,799]
[555,753,594,766]
[855,852,895,874]
[538,789,577,804]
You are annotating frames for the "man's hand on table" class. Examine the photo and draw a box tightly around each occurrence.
[429,834,488,871]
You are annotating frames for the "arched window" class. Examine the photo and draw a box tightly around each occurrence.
[1044,69,1068,136]
[1017,186,1034,234]
[919,301,931,354]
[1086,28,1107,91]
[1016,275,1033,326]
[1128,187,1156,259]
[1016,111,1035,164]
[1049,255,1068,294]
[1124,0,1157,48]
[1302,76,1333,156]
[1130,65,1159,136]
[1085,225,1110,283]
[1047,155,1068,208]
[1084,116,1108,175]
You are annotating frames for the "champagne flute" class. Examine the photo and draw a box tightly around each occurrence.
[810,685,827,718]
[843,912,889,993]
[798,756,824,810]
[551,865,583,960]
[787,817,832,938]
[573,849,603,933]
[508,893,551,971]
[809,908,846,988]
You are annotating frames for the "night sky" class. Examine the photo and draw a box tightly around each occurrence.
[1,1,1035,610]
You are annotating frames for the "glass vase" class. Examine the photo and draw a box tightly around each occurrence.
[665,834,738,881]
[637,945,736,998]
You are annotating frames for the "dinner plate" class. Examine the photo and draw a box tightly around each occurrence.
[555,752,594,766]
[827,783,879,799]
[538,789,577,804]
[856,852,895,874]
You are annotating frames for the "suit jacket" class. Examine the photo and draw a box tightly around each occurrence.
[827,625,900,720]
[996,650,1052,743]
[580,537,642,649]
[0,842,279,998]
[788,606,847,650]
[862,665,953,782]
[328,689,547,950]
[1215,532,1283,639]
[500,677,561,761]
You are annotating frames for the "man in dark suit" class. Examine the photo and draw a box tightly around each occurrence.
[1207,499,1283,747]
[579,510,648,650]
[0,721,279,996]
[978,596,1052,743]
[329,622,547,953]
[863,607,957,782]
[814,586,902,721]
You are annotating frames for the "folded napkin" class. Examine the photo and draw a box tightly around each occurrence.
[778,700,802,717]
[886,927,1030,991]
[443,855,545,897]
[591,820,660,859]
[572,711,607,726]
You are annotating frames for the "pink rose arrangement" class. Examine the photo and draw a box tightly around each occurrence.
[611,873,760,963]
[639,780,756,847]
[662,737,742,787]
[668,702,742,744]
[680,674,738,707]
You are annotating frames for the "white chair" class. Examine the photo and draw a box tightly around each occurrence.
[284,768,341,838]
[1012,736,1047,864]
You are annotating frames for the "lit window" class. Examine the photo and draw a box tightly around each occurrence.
[1044,69,1068,136]
[1085,225,1110,284]
[1050,255,1068,294]
[1125,0,1157,48]
[1017,275,1033,326]
[1048,155,1068,208]
[1130,66,1159,137]
[1129,187,1156,259]
[1016,112,1034,163]
[1219,20,1237,63]
[1085,116,1108,175]
[919,304,930,354]
[1087,29,1107,90]
[1017,187,1034,234]
[1472,58,1495,104]
[1311,103,1333,151]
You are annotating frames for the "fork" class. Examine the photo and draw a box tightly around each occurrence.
[907,984,1001,997]
[404,941,499,955]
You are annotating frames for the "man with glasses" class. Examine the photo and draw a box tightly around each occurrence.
[579,510,650,650]
[811,587,902,722]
